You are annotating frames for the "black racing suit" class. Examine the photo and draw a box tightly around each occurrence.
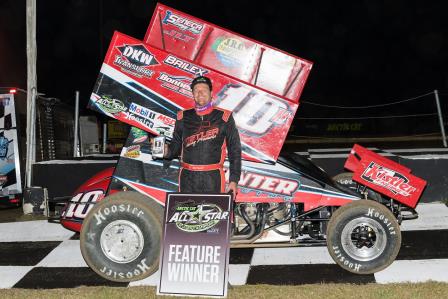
[165,107,241,193]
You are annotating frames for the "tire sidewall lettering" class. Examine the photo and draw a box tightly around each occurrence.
[93,204,145,226]
[328,202,400,274]
[81,195,161,282]
[330,245,362,272]
[366,207,396,235]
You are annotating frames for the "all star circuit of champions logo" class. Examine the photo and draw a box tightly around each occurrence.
[168,203,229,233]
[95,95,126,115]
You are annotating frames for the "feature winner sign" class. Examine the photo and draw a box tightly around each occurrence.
[158,193,232,297]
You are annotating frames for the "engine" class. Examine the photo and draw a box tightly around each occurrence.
[232,202,332,243]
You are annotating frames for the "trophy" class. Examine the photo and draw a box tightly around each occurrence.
[152,136,166,159]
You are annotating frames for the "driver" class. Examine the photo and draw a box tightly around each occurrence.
[163,76,241,195]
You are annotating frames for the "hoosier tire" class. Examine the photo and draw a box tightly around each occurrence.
[326,200,401,274]
[80,191,163,282]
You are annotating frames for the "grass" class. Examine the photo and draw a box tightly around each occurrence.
[1,283,448,299]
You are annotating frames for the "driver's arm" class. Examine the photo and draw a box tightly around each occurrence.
[164,111,183,160]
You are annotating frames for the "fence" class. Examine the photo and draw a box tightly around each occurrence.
[291,90,447,146]
[20,98,76,162]
[15,89,448,163]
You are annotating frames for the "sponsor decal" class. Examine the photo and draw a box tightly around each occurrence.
[234,171,299,198]
[125,112,155,130]
[117,44,159,66]
[62,190,104,219]
[168,202,229,233]
[131,127,148,144]
[134,135,147,144]
[185,127,219,147]
[114,44,158,78]
[124,145,141,159]
[95,95,127,115]
[129,102,157,121]
[0,136,9,159]
[163,29,195,42]
[125,102,156,130]
[162,10,204,34]
[0,175,7,186]
[215,85,292,137]
[164,55,208,76]
[155,125,173,138]
[212,37,247,67]
[361,162,417,197]
[156,114,176,127]
[157,72,193,98]
[125,103,175,137]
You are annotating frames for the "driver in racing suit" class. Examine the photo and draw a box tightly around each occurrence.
[164,76,241,195]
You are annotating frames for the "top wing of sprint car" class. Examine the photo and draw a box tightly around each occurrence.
[88,31,307,165]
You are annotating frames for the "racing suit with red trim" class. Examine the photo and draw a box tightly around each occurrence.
[165,107,241,193]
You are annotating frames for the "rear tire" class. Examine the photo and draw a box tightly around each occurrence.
[326,200,401,274]
[80,191,163,282]
[333,172,382,201]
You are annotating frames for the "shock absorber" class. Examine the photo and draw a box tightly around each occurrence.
[290,202,298,243]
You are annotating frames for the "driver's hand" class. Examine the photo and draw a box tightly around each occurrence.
[150,137,169,158]
[226,181,238,197]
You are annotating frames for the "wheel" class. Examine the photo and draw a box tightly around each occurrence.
[333,172,382,202]
[326,200,401,274]
[80,191,163,282]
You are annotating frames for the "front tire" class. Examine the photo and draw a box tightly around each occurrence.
[326,200,401,274]
[80,191,163,282]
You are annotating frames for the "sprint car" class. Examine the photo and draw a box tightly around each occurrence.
[58,3,426,283]
[57,141,426,282]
